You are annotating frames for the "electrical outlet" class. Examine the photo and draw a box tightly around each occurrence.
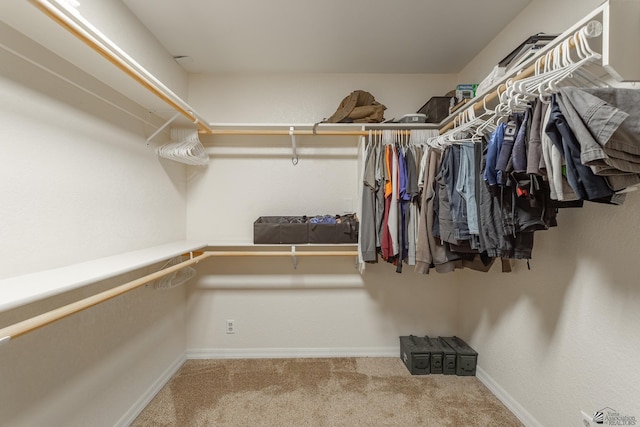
[225,319,235,334]
[343,197,353,212]
[581,410,595,427]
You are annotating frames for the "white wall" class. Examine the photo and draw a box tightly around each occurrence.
[74,0,188,96]
[188,73,458,123]
[185,73,461,357]
[0,270,187,427]
[457,0,603,84]
[187,260,460,357]
[2,0,637,425]
[0,23,187,277]
[459,200,640,426]
[0,0,189,110]
[456,1,640,425]
[0,21,188,427]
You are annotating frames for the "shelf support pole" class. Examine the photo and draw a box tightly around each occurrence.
[146,112,181,144]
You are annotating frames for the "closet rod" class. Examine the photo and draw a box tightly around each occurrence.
[439,22,595,134]
[202,129,418,137]
[0,251,210,345]
[28,0,213,134]
[203,250,359,257]
[0,249,357,345]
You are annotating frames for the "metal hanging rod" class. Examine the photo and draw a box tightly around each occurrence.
[0,249,358,345]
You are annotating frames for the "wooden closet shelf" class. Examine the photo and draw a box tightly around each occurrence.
[0,241,208,313]
[0,246,359,344]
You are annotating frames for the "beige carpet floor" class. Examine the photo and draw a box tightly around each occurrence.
[131,358,523,427]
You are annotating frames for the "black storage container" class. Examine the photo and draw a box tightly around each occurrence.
[399,335,430,375]
[422,336,445,374]
[253,216,308,244]
[437,337,458,375]
[417,96,454,123]
[439,336,478,376]
[254,214,358,244]
[308,214,358,244]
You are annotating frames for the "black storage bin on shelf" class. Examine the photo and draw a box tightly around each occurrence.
[417,96,454,123]
[253,214,358,244]
[253,216,308,244]
[308,214,359,244]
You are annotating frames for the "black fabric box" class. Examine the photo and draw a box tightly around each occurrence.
[308,215,358,244]
[253,216,308,244]
[253,215,359,244]
[439,336,478,376]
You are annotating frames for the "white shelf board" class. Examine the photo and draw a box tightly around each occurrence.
[0,241,208,312]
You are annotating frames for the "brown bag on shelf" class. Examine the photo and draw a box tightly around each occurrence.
[325,90,386,123]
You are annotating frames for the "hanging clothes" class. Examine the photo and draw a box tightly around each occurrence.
[405,147,420,266]
[556,87,640,192]
[457,142,480,238]
[357,83,640,275]
[526,100,547,177]
[360,141,378,263]
[540,104,578,202]
[545,94,618,204]
[381,144,394,261]
[389,143,400,258]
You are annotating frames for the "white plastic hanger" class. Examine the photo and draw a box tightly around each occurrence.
[158,127,208,166]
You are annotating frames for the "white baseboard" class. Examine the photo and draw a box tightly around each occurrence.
[115,352,187,427]
[476,365,542,427]
[186,347,398,359]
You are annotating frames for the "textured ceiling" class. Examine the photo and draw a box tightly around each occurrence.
[122,0,532,74]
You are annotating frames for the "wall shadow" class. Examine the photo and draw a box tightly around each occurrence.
[458,193,640,346]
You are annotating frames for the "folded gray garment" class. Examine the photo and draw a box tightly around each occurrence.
[557,87,640,191]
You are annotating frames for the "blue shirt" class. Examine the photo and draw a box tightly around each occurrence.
[483,123,506,186]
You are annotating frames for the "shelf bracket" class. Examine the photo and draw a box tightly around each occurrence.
[290,126,298,165]
[146,112,181,144]
[291,245,298,269]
